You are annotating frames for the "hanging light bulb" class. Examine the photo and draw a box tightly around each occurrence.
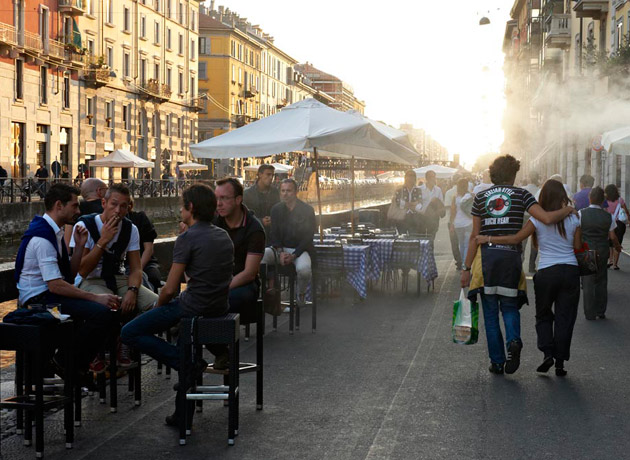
[479,17,491,25]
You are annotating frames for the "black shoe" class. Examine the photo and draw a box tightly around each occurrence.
[165,411,181,427]
[555,360,567,377]
[505,340,522,375]
[172,358,208,391]
[213,352,229,371]
[536,356,554,373]
[597,314,606,320]
[585,316,596,321]
[489,363,504,374]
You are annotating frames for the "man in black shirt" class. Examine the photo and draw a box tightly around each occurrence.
[214,177,265,317]
[262,178,316,305]
[79,178,108,215]
[243,164,280,238]
[127,198,161,292]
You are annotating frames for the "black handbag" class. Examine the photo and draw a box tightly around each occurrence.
[575,244,599,276]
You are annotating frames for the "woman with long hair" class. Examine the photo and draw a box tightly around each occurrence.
[604,184,629,270]
[475,179,582,377]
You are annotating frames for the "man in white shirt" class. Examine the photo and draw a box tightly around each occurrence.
[71,183,157,315]
[15,184,119,373]
[473,170,492,196]
[419,169,445,238]
[444,174,462,268]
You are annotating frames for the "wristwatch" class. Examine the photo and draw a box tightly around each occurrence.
[463,265,471,272]
[127,286,139,293]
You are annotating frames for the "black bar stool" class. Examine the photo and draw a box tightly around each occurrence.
[177,314,240,446]
[0,321,75,458]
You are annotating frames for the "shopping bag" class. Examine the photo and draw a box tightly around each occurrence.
[452,289,479,345]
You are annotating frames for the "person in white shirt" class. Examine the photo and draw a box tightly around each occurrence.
[444,174,462,268]
[70,183,158,366]
[418,170,444,238]
[450,178,473,270]
[15,183,119,373]
[473,170,492,196]
[476,179,583,377]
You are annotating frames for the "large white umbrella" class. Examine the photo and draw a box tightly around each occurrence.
[89,149,154,168]
[191,98,418,235]
[601,126,630,154]
[178,162,208,171]
[413,164,458,179]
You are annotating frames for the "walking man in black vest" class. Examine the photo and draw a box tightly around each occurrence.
[16,183,119,373]
[70,183,158,365]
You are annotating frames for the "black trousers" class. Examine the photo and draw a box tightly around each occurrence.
[533,264,580,361]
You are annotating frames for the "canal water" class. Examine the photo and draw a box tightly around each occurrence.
[0,198,390,264]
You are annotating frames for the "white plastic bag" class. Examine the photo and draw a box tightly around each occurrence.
[452,289,479,345]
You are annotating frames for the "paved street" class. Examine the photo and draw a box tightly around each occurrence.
[2,226,630,459]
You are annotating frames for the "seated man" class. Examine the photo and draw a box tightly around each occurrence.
[121,184,234,426]
[214,177,265,317]
[15,183,119,374]
[70,183,158,364]
[262,178,316,305]
[127,198,161,293]
[243,164,280,240]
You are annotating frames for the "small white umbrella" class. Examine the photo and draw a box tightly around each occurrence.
[89,149,154,168]
[244,162,294,173]
[413,164,458,179]
[178,162,208,171]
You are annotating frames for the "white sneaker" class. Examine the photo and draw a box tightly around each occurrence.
[283,306,290,313]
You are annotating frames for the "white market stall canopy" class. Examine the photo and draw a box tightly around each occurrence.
[89,149,154,168]
[601,126,630,155]
[413,164,458,179]
[178,162,208,171]
[190,98,418,165]
[244,163,294,173]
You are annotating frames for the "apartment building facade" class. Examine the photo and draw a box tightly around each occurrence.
[502,0,630,196]
[0,0,83,179]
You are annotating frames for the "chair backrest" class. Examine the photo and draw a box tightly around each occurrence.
[180,314,240,345]
[391,240,421,264]
[314,244,345,271]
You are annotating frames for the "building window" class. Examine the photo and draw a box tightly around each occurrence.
[123,51,130,78]
[138,110,143,136]
[238,68,242,85]
[190,119,195,140]
[107,46,113,67]
[190,76,195,98]
[15,58,23,100]
[165,114,171,136]
[178,71,183,95]
[105,100,113,128]
[87,0,94,15]
[40,66,48,105]
[199,37,209,55]
[231,65,235,82]
[87,97,95,125]
[124,6,130,32]
[151,113,158,137]
[178,1,184,24]
[616,20,623,51]
[154,0,160,12]
[123,105,131,131]
[166,67,172,88]
[167,0,172,18]
[140,58,147,84]
[199,61,207,79]
[154,62,160,80]
[105,0,113,24]
[167,28,172,49]
[154,21,160,44]
[178,33,183,55]
[191,9,196,31]
[190,39,195,59]
[177,117,183,138]
[231,40,235,57]
[140,15,146,39]
[87,38,94,55]
[62,74,70,109]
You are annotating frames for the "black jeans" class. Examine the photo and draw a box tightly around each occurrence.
[533,264,580,361]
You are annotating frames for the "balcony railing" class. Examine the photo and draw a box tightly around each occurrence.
[0,22,67,61]
[140,79,172,102]
[244,87,258,98]
[84,66,112,88]
[573,0,609,18]
[0,22,17,47]
[544,14,571,49]
[58,0,86,15]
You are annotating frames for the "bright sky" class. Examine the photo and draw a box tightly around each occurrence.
[208,0,511,167]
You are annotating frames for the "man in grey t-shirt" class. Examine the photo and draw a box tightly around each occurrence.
[122,184,233,426]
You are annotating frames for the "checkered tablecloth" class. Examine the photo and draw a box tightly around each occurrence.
[314,244,370,298]
[363,238,438,285]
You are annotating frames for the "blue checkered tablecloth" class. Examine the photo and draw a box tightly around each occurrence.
[363,238,438,285]
[314,244,370,298]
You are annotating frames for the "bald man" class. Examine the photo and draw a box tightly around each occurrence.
[80,178,108,215]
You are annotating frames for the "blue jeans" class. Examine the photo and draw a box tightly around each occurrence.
[480,294,522,364]
[121,300,184,371]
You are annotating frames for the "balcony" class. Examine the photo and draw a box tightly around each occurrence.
[0,22,17,48]
[140,79,172,103]
[232,114,253,127]
[573,0,609,19]
[244,87,258,98]
[276,99,288,109]
[64,45,87,66]
[58,0,85,16]
[84,59,113,88]
[545,14,571,49]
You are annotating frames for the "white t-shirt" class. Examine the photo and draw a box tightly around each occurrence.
[473,183,492,196]
[444,186,457,217]
[530,214,579,270]
[453,193,473,228]
[419,184,443,211]
[70,215,140,279]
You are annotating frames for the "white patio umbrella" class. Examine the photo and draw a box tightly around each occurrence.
[191,98,418,235]
[178,162,208,171]
[601,126,630,154]
[413,164,458,179]
[89,149,154,168]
